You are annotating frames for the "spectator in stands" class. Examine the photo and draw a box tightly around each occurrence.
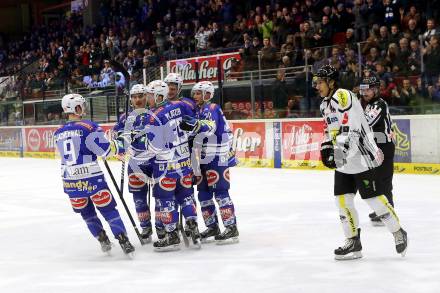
[422,19,438,47]
[404,19,420,41]
[423,36,440,85]
[429,76,440,102]
[389,24,402,45]
[408,40,421,75]
[353,0,368,41]
[393,78,417,106]
[260,37,277,69]
[318,15,333,47]
[345,28,357,51]
[258,14,274,40]
[272,67,288,116]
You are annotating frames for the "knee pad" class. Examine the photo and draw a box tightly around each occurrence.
[335,193,359,238]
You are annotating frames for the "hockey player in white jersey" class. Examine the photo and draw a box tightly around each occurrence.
[315,65,408,260]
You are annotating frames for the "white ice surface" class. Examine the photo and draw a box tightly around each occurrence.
[0,158,439,293]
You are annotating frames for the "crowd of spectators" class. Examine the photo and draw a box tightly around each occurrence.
[1,0,440,119]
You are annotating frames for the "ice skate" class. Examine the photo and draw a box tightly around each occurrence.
[153,230,181,252]
[200,225,221,243]
[215,225,239,245]
[185,219,202,249]
[116,233,135,258]
[334,229,363,260]
[140,226,152,245]
[393,228,408,257]
[156,226,166,240]
[97,230,113,254]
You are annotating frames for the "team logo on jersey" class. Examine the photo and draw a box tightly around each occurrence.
[342,112,349,125]
[91,190,113,207]
[220,207,234,221]
[159,177,177,191]
[337,90,349,108]
[206,170,219,186]
[161,212,173,224]
[70,197,88,209]
[128,173,147,188]
[180,174,193,188]
[223,168,230,183]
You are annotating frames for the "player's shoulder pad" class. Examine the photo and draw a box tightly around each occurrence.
[181,99,195,109]
[75,120,98,132]
[333,89,352,112]
[149,106,164,123]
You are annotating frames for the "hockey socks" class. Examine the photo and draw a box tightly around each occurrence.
[335,194,359,238]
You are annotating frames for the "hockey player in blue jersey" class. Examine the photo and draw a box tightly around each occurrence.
[180,81,239,244]
[164,72,197,116]
[112,84,154,244]
[140,80,201,251]
[54,93,135,255]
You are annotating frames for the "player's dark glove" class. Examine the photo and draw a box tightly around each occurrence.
[320,141,336,169]
[180,115,200,132]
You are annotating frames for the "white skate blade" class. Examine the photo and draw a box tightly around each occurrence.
[154,244,181,252]
[215,236,239,245]
[201,237,216,244]
[335,251,363,261]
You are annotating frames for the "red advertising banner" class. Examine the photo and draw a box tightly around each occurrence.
[229,121,268,166]
[24,126,59,153]
[167,52,241,84]
[282,120,325,164]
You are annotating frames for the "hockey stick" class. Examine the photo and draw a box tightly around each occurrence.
[110,60,131,199]
[103,160,144,245]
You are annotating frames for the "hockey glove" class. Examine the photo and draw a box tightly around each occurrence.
[320,141,337,169]
[180,115,200,132]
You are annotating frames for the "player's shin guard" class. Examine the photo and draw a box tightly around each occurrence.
[215,191,237,227]
[335,194,359,238]
[180,194,198,221]
[132,191,151,228]
[100,209,127,238]
[364,195,400,233]
[154,198,165,239]
[198,191,218,227]
[158,198,178,233]
[81,213,104,238]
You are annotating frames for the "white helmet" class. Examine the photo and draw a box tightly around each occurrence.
[164,72,183,91]
[130,84,146,96]
[192,81,215,102]
[61,93,87,115]
[146,80,169,105]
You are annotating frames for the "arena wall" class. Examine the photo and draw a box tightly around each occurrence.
[1,115,439,175]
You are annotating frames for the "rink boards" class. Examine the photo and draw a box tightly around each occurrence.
[1,115,439,175]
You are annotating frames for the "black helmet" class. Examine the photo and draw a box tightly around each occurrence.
[360,73,380,88]
[315,64,339,81]
[359,72,380,96]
